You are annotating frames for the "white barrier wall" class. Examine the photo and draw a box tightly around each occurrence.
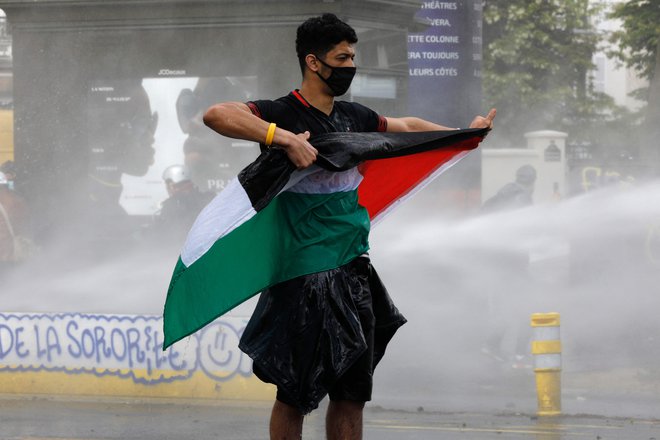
[482,130,568,204]
[0,312,274,401]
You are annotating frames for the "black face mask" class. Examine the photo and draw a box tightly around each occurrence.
[315,57,356,97]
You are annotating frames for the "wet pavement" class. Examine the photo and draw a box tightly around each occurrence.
[1,394,658,440]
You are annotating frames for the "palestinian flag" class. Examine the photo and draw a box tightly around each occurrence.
[163,128,488,349]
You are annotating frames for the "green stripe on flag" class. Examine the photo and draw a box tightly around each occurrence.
[163,190,370,349]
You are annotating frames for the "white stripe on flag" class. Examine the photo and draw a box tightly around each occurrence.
[181,178,257,266]
[180,165,322,267]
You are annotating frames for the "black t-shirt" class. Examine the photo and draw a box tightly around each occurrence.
[247,90,387,151]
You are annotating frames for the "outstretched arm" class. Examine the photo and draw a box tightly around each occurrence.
[385,108,496,133]
[203,102,318,169]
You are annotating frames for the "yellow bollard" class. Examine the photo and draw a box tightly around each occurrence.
[531,312,561,416]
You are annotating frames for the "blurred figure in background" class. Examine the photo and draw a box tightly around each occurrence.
[152,164,213,245]
[482,164,537,213]
[480,164,537,368]
[0,171,34,273]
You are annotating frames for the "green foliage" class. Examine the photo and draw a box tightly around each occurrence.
[608,0,659,80]
[608,0,660,169]
[483,0,618,147]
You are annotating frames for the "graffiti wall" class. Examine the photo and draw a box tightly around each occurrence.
[0,313,274,400]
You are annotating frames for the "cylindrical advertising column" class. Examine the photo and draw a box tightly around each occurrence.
[530,312,561,416]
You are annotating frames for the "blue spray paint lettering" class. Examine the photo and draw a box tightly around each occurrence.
[35,325,62,362]
[149,329,167,371]
[0,324,14,359]
[15,327,30,359]
[67,320,82,357]
[81,328,96,359]
[94,326,112,363]
[126,327,145,368]
[1,313,254,385]
[168,342,186,371]
[45,326,62,362]
[111,327,126,361]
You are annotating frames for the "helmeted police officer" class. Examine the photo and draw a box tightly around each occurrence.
[153,164,213,242]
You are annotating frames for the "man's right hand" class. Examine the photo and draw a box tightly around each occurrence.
[280,130,318,169]
[203,103,318,169]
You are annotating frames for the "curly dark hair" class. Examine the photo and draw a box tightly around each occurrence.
[295,13,358,75]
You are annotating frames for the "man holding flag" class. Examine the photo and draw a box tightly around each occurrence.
[166,13,495,440]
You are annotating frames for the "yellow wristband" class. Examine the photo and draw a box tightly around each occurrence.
[265,122,276,146]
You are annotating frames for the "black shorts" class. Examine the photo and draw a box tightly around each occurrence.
[240,257,406,414]
[276,260,377,406]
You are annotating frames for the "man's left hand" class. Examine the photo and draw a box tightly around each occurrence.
[469,108,497,129]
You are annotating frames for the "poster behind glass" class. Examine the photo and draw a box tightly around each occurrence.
[87,76,259,217]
